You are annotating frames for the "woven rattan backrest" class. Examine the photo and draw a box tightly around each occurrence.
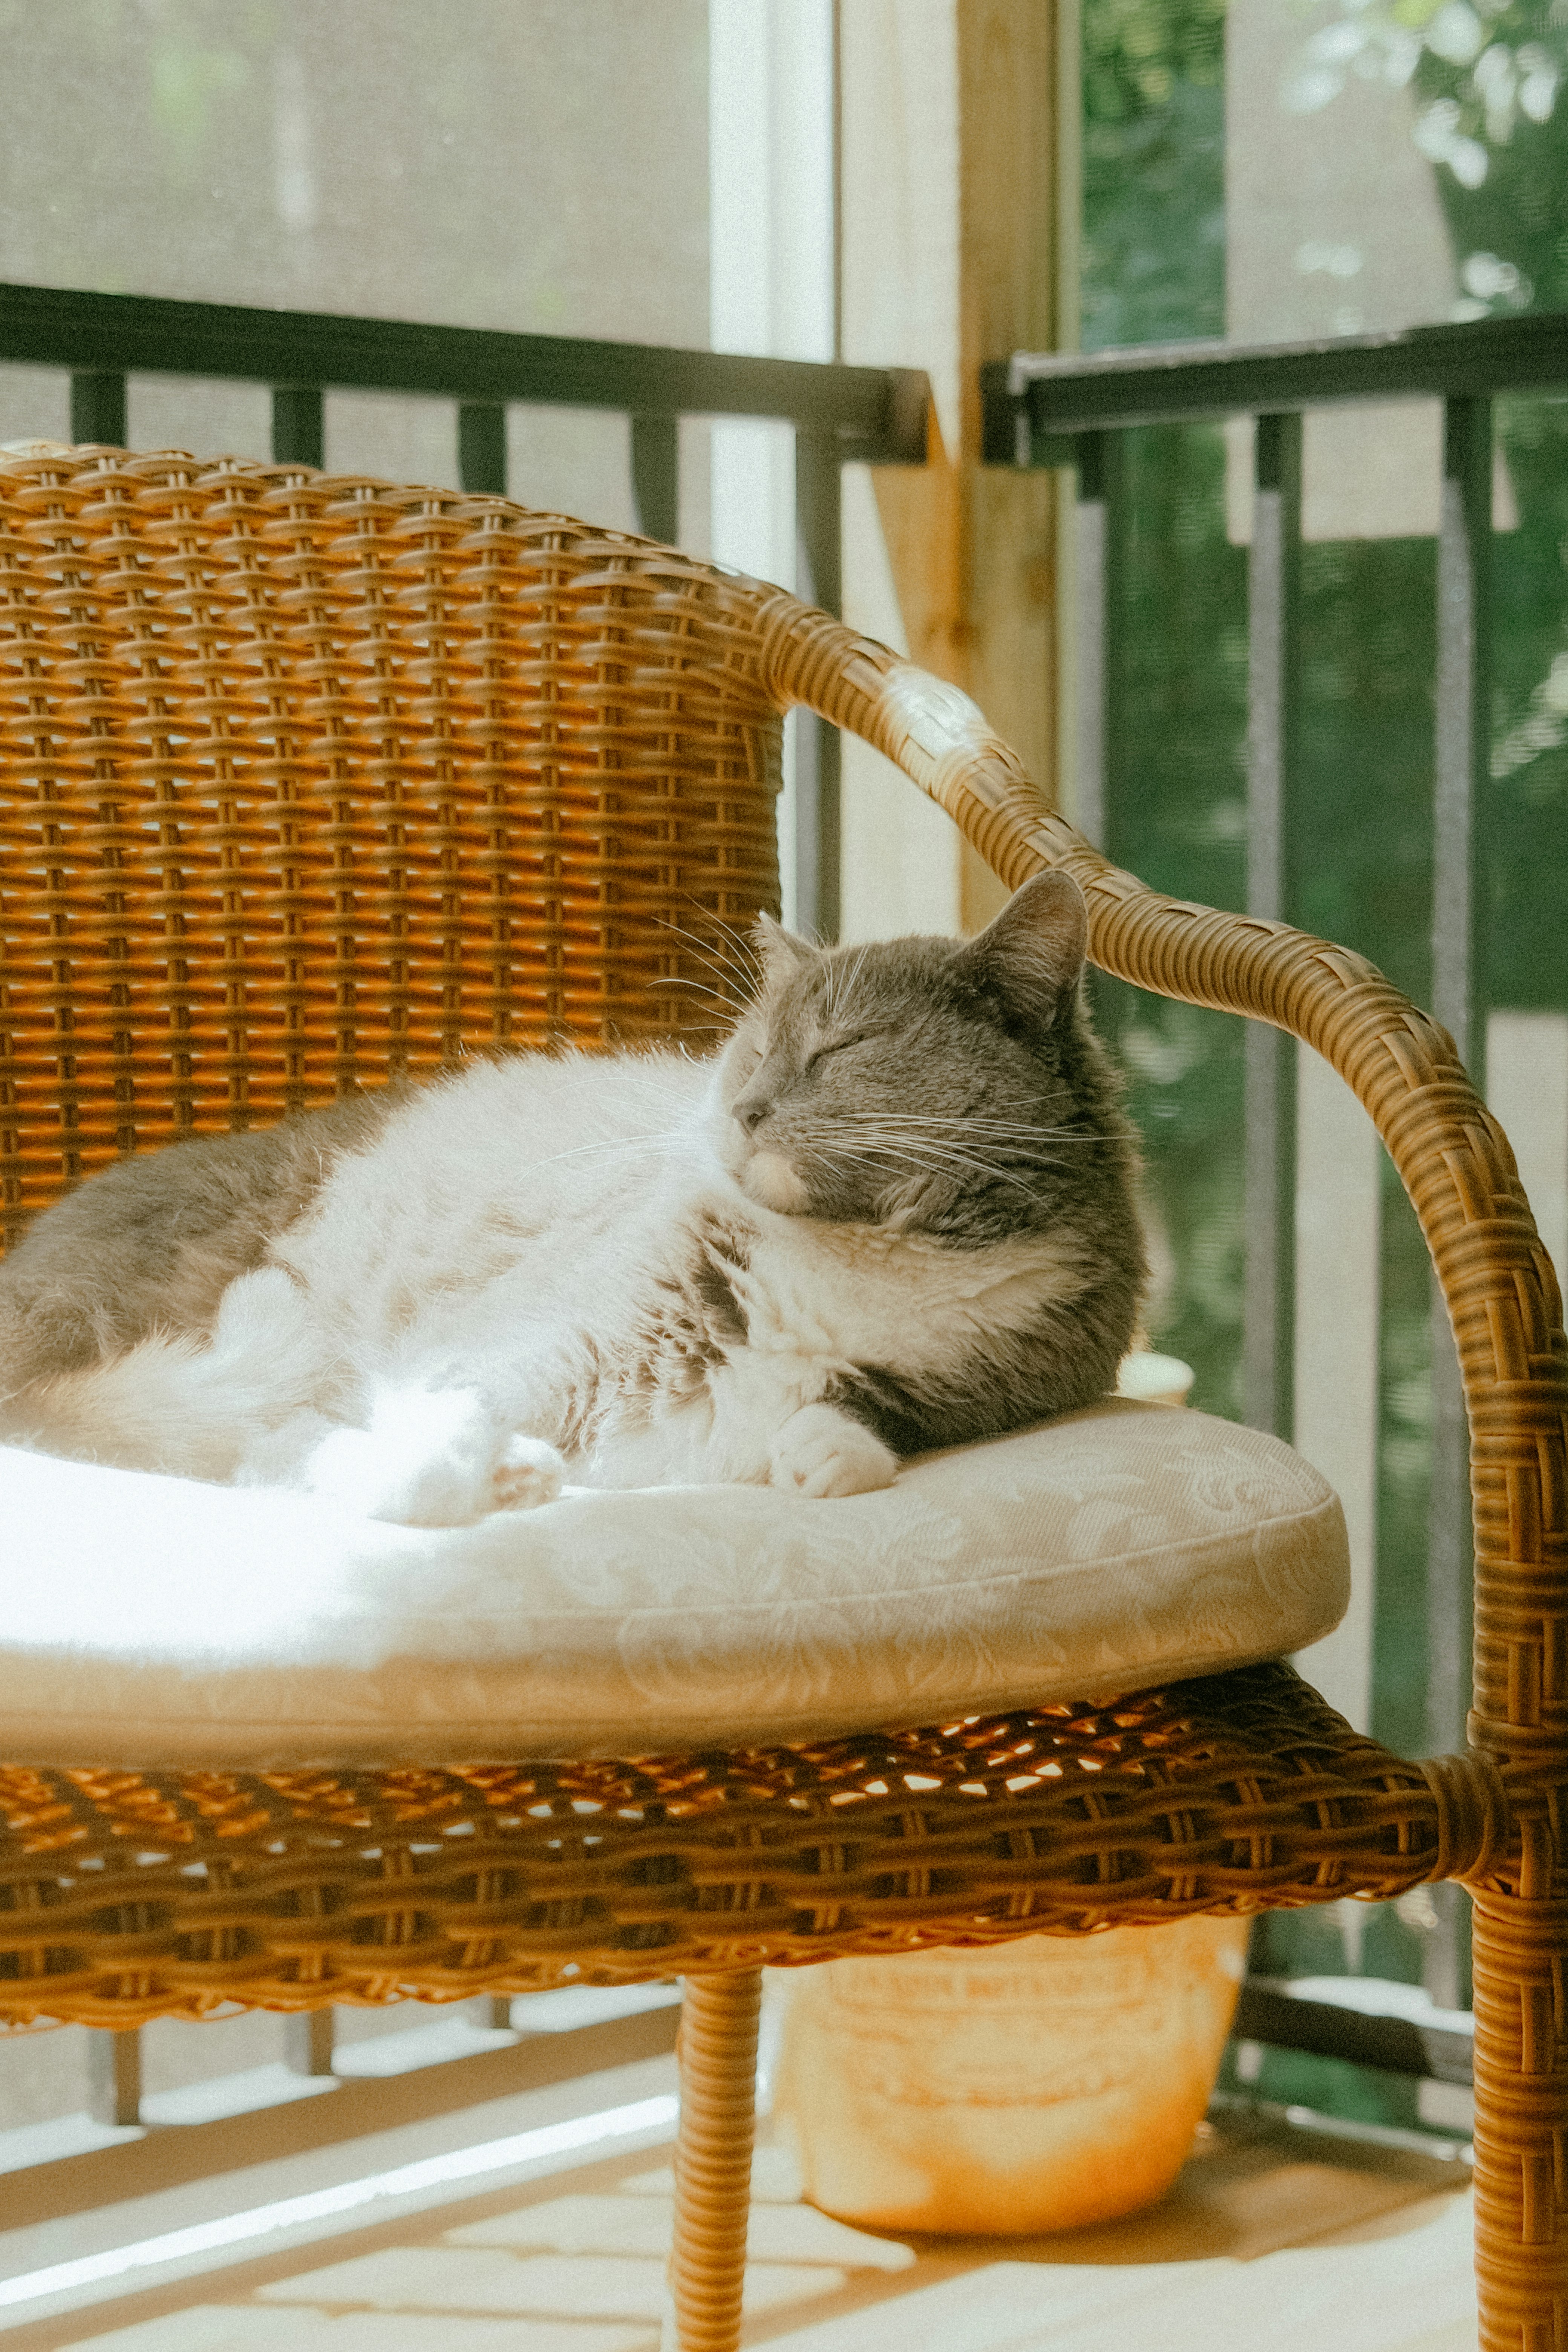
[0,448,785,1244]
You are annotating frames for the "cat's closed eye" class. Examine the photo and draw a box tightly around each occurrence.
[805,1033,874,1073]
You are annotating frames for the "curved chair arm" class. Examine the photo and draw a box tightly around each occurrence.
[757,592,1568,1778]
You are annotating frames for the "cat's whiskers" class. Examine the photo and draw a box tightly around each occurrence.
[692,902,766,990]
[825,1114,1097,1145]
[648,977,743,1018]
[815,1117,1070,1166]
[652,917,759,1009]
[674,890,767,972]
[821,941,871,1025]
[788,1126,1055,1198]
[812,1127,1078,1178]
[837,1147,1069,1177]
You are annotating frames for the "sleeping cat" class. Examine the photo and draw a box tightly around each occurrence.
[0,871,1145,1528]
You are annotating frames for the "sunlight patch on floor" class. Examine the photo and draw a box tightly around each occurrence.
[60,2111,1477,2352]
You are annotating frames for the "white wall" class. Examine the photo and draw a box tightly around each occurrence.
[708,0,835,931]
[0,1,709,523]
[837,0,965,943]
[1488,1012,1568,1300]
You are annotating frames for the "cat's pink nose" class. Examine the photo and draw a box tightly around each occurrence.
[733,1093,770,1136]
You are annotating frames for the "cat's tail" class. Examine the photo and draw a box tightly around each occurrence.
[0,1268,332,1482]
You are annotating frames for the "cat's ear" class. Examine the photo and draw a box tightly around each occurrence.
[959,870,1088,1029]
[753,910,818,985]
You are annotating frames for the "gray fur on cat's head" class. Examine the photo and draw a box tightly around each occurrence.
[712,870,1142,1251]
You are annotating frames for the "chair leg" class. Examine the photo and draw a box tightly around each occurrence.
[669,1968,761,2352]
[1472,1886,1568,2348]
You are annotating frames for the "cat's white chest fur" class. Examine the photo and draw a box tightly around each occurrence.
[590,1206,1088,1496]
[736,1216,1086,1372]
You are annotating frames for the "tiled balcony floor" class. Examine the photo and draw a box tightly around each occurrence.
[32,2100,1475,2352]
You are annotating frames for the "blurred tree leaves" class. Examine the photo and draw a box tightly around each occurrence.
[1083,0,1227,119]
[1283,0,1568,315]
[1083,0,1226,348]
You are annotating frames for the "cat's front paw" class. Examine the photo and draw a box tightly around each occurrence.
[769,1403,898,1499]
[303,1390,562,1527]
[493,1433,565,1512]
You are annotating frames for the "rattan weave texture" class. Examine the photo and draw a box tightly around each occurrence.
[0,447,780,1242]
[0,1666,1495,2029]
[3,449,1567,2350]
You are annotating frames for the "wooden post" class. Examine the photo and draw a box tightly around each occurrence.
[841,0,1069,935]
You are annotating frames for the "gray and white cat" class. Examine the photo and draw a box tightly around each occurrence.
[0,872,1145,1528]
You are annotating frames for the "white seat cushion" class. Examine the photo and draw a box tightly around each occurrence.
[0,1400,1348,1768]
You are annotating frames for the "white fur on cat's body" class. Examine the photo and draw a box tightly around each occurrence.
[9,1047,1089,1525]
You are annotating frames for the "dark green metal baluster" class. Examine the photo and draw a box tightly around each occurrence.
[1244,412,1303,1442]
[458,401,507,495]
[272,385,324,467]
[631,415,679,543]
[1073,429,1124,851]
[70,371,126,447]
[1426,393,1492,2009]
[793,429,842,943]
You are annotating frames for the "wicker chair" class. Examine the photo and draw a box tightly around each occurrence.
[0,445,1562,2352]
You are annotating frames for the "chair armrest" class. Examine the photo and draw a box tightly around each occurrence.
[762,598,1568,1776]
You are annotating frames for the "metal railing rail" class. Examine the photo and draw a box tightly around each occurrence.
[986,313,1568,2011]
[983,312,1568,443]
[0,280,931,942]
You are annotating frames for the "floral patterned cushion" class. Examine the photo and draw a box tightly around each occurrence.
[0,1399,1348,1767]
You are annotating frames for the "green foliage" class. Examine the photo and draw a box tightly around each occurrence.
[1083,0,1227,120]
[1095,422,1248,1413]
[1286,1,1568,311]
[1083,79,1225,349]
[1082,0,1225,349]
[1080,0,1240,1407]
[1295,537,1436,1007]
[1215,2040,1427,2132]
[1375,1173,1437,1770]
[1415,9,1568,314]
